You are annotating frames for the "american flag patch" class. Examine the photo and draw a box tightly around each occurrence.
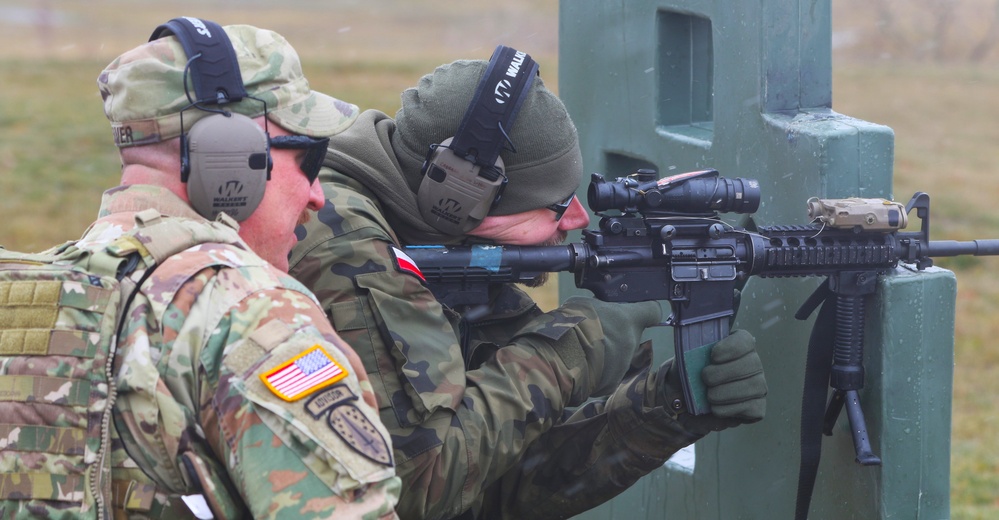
[260,345,348,402]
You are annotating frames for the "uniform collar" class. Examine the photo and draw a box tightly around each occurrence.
[97,184,203,220]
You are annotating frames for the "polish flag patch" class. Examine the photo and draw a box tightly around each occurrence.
[391,246,425,282]
[261,345,348,402]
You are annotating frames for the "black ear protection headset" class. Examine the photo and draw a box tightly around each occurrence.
[417,45,539,235]
[149,16,271,222]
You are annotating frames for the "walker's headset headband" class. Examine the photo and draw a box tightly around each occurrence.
[149,17,248,105]
[149,17,271,222]
[417,45,539,235]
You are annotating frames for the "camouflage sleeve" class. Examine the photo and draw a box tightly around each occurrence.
[472,351,705,520]
[290,200,615,519]
[206,279,402,520]
[115,249,401,519]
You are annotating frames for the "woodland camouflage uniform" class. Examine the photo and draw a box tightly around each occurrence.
[290,161,706,520]
[291,59,767,519]
[287,51,736,516]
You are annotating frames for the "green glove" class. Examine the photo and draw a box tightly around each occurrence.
[565,297,662,397]
[657,329,767,436]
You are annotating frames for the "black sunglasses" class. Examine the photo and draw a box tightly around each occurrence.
[547,193,576,221]
[269,135,330,185]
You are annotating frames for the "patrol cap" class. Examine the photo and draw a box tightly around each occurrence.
[98,23,359,147]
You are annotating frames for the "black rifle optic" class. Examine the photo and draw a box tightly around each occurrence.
[403,168,999,472]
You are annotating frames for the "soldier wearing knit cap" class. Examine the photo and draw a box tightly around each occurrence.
[0,18,401,519]
[393,59,583,218]
[290,49,766,520]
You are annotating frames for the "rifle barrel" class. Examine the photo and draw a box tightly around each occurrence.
[926,239,999,257]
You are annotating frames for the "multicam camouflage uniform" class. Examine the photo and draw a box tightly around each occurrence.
[0,184,400,519]
[289,113,705,520]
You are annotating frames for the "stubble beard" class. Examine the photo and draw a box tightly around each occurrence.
[297,209,313,227]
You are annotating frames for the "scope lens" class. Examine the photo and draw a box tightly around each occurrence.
[587,178,640,212]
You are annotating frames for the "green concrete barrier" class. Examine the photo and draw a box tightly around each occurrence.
[558,1,954,518]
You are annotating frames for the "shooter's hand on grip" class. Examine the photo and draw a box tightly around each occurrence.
[658,329,768,436]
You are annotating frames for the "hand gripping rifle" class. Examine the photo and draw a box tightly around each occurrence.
[403,168,999,486]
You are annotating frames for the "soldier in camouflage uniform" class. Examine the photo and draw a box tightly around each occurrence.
[289,57,768,519]
[0,20,401,519]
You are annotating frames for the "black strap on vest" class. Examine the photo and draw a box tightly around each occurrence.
[450,45,538,175]
[149,17,247,105]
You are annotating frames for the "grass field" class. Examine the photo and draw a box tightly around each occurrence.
[833,63,999,519]
[1,0,997,517]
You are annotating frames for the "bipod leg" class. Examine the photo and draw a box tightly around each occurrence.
[844,389,881,465]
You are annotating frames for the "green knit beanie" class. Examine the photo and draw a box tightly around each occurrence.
[392,59,583,216]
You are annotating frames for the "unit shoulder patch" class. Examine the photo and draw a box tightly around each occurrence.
[329,404,393,466]
[303,384,392,466]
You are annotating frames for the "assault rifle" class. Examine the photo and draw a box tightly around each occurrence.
[403,168,999,471]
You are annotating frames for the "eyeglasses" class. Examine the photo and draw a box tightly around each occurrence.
[546,193,576,221]
[269,135,330,185]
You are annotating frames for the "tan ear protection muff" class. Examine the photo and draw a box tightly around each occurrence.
[183,113,269,221]
[150,17,271,222]
[417,45,539,235]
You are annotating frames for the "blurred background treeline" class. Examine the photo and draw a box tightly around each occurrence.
[1,0,997,517]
